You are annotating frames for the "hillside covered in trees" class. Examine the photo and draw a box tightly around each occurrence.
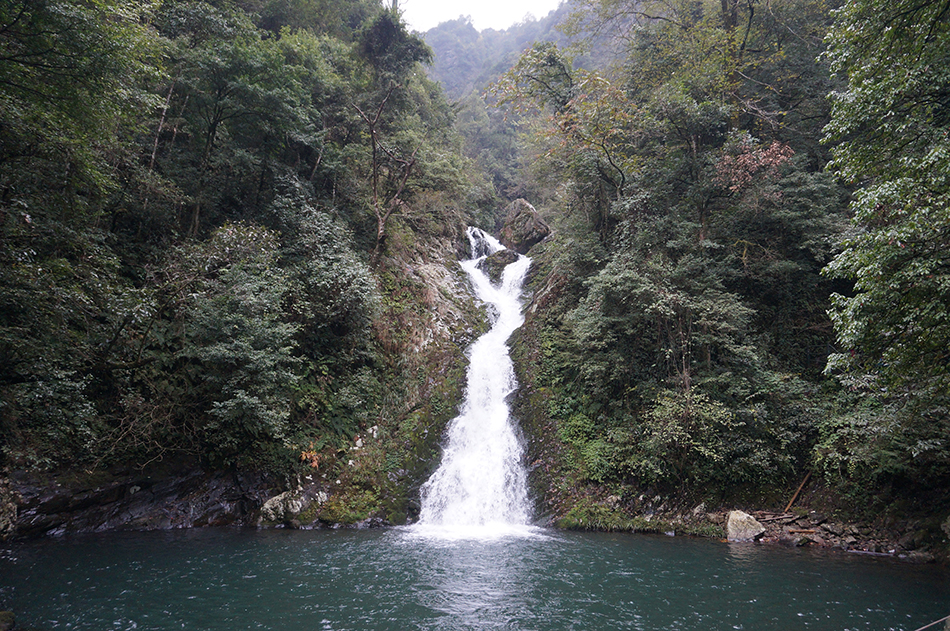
[474,0,950,541]
[1,0,949,552]
[0,0,505,530]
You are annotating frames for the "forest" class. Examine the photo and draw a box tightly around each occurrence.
[1,0,949,543]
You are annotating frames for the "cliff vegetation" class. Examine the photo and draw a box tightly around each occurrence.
[1,0,949,559]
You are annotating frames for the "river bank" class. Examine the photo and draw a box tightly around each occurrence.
[2,465,946,567]
[546,485,950,565]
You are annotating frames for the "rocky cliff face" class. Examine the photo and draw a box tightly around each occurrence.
[498,199,551,254]
[8,467,278,537]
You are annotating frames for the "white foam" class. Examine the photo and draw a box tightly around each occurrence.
[416,227,533,531]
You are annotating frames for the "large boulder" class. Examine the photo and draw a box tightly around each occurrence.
[499,199,550,254]
[726,510,766,542]
[261,490,307,523]
[477,249,519,284]
[260,486,328,526]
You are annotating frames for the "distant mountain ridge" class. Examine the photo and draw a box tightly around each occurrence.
[422,6,571,99]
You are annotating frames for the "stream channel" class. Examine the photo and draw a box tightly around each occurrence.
[1,229,948,629]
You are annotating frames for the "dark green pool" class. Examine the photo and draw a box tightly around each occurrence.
[1,526,947,630]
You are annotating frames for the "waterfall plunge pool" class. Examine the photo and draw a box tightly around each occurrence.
[6,233,946,629]
[1,526,947,630]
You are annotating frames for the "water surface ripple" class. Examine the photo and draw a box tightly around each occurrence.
[1,527,947,630]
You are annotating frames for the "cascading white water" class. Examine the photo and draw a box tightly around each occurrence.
[417,227,532,529]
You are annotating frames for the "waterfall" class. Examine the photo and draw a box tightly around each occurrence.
[417,227,532,530]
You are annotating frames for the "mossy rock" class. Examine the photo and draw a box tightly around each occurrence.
[319,489,379,525]
[477,249,519,284]
[499,199,550,254]
[556,498,635,531]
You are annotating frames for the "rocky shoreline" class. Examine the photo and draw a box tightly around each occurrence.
[2,469,946,566]
[722,509,940,562]
[2,469,279,539]
[615,501,949,564]
[0,468,395,541]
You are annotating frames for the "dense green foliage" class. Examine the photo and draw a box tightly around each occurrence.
[0,0,481,487]
[2,0,949,526]
[482,0,950,515]
[495,0,854,504]
[819,0,950,497]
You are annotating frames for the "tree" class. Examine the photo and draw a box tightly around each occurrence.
[358,6,431,84]
[492,41,575,115]
[496,0,848,498]
[150,3,317,237]
[569,245,758,401]
[818,0,950,492]
[823,0,950,400]
[353,7,432,251]
[256,0,376,39]
[492,43,649,236]
[178,223,301,464]
[354,82,418,251]
[0,0,480,480]
[0,0,163,468]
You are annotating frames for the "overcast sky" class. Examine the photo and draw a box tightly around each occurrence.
[400,0,564,33]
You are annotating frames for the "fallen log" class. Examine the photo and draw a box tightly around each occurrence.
[759,514,796,523]
[784,471,812,513]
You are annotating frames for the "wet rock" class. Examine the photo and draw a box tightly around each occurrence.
[0,478,18,542]
[260,486,328,525]
[726,510,766,542]
[499,199,550,254]
[477,249,519,284]
[12,469,278,538]
[898,530,929,551]
[261,490,307,524]
[820,522,844,537]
